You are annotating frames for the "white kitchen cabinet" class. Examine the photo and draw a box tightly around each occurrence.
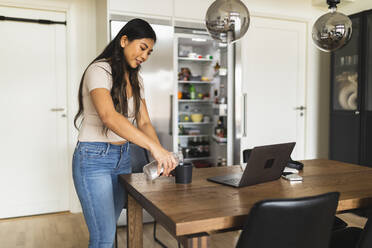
[109,0,173,17]
[174,0,214,21]
[109,0,215,22]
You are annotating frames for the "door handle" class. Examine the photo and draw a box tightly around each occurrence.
[294,106,306,111]
[243,93,247,137]
[50,108,65,112]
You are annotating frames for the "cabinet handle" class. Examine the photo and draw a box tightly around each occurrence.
[169,94,173,135]
[243,93,247,137]
[355,110,360,115]
[50,108,65,112]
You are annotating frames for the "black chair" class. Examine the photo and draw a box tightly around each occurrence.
[330,217,372,248]
[333,215,349,231]
[235,192,340,248]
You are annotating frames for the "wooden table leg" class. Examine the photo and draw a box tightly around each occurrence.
[180,234,210,248]
[127,194,143,248]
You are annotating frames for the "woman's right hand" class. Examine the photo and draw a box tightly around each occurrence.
[150,145,177,176]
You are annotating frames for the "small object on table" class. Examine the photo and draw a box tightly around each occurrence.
[281,172,303,182]
[283,167,299,174]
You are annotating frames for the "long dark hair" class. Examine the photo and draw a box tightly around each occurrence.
[74,18,156,131]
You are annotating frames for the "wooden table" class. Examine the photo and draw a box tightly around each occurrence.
[119,159,372,248]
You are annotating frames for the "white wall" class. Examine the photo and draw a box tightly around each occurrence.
[66,0,99,213]
[0,0,101,213]
[95,0,109,54]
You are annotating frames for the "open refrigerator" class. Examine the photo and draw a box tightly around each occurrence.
[172,28,238,167]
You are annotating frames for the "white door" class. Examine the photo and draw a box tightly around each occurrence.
[0,6,69,218]
[240,16,306,160]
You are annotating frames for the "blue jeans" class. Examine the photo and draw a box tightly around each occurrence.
[72,141,131,248]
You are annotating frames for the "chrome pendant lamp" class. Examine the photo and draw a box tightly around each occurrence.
[205,0,250,44]
[312,0,352,52]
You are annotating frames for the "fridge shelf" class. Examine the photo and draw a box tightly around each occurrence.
[212,135,227,143]
[179,122,212,125]
[179,135,209,138]
[178,57,213,62]
[178,81,214,84]
[179,99,213,103]
[184,157,213,161]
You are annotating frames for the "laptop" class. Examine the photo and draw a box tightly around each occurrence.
[207,142,296,188]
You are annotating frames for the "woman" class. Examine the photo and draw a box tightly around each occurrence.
[72,18,177,248]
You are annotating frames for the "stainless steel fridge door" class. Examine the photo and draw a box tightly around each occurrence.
[234,41,242,165]
[110,20,174,151]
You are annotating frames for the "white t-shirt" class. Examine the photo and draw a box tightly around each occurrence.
[78,60,145,142]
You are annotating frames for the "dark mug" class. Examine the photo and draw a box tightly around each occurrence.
[174,162,193,184]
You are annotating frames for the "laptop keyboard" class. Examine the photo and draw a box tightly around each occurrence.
[224,178,241,185]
